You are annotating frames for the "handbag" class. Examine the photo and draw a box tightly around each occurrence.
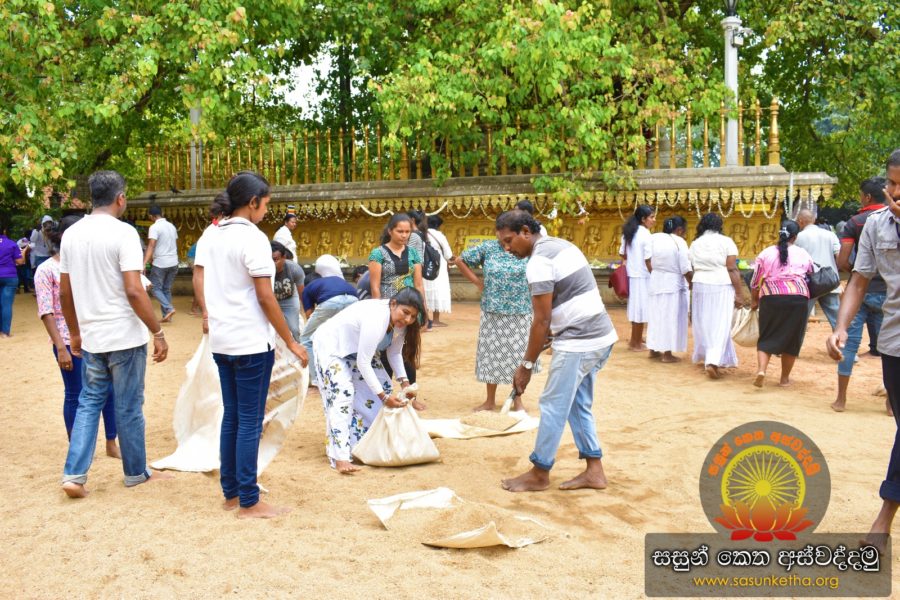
[352,403,440,467]
[806,264,840,300]
[608,265,629,298]
[731,307,759,347]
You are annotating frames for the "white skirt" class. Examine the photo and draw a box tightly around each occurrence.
[424,257,452,313]
[647,288,688,353]
[691,282,738,367]
[627,277,650,323]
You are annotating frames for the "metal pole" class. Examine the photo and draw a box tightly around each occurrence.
[189,107,202,189]
[721,15,741,167]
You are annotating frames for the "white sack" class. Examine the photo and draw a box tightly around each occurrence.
[731,306,760,347]
[351,403,440,467]
[423,411,539,440]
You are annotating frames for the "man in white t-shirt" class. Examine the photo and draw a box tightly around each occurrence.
[59,170,172,498]
[273,213,299,260]
[143,205,179,322]
[795,209,840,329]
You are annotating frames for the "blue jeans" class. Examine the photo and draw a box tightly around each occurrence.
[0,276,17,334]
[54,345,116,440]
[62,345,150,486]
[301,294,358,384]
[213,349,275,508]
[149,265,178,316]
[807,293,840,330]
[837,292,886,377]
[530,344,614,471]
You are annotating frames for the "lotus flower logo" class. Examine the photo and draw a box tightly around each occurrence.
[715,445,815,542]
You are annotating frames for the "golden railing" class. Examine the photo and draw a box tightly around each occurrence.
[144,99,781,192]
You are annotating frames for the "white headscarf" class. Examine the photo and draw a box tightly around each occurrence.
[315,254,342,278]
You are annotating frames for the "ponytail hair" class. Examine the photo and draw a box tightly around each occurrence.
[380,213,414,244]
[777,220,800,266]
[393,287,425,367]
[623,204,654,246]
[663,215,687,234]
[212,171,270,217]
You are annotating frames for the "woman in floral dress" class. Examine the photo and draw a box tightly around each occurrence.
[454,238,540,412]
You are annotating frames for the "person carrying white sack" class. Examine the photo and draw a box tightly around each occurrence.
[312,288,425,474]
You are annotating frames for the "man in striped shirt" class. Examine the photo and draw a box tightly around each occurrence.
[496,210,619,492]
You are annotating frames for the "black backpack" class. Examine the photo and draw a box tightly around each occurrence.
[417,231,441,281]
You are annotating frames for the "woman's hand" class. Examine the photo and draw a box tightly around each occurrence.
[383,395,405,408]
[287,341,309,367]
[56,346,73,371]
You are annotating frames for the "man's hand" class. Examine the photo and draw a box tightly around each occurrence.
[287,341,308,367]
[513,365,532,396]
[541,336,553,352]
[826,329,848,361]
[69,333,82,358]
[56,346,73,371]
[202,318,209,334]
[152,336,168,363]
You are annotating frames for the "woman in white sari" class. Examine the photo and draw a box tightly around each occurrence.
[647,216,692,363]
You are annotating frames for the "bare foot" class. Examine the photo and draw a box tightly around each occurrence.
[661,354,682,364]
[501,467,550,492]
[411,398,427,411]
[433,322,448,328]
[559,470,608,490]
[145,470,175,484]
[628,343,648,352]
[753,372,765,387]
[105,440,121,459]
[335,460,361,474]
[648,350,661,359]
[473,400,496,412]
[237,500,291,519]
[778,378,791,387]
[223,497,239,511]
[512,398,526,412]
[707,365,720,380]
[62,482,89,498]
[830,400,846,412]
[162,309,176,323]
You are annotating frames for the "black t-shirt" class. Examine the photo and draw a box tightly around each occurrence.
[841,205,886,293]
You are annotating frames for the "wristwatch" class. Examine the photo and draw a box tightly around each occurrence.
[521,360,534,370]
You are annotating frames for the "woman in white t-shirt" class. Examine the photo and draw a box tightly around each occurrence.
[194,171,307,520]
[688,213,749,379]
[619,204,656,351]
[647,216,692,363]
[312,287,424,474]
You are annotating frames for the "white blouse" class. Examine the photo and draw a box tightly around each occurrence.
[619,225,652,278]
[689,231,739,285]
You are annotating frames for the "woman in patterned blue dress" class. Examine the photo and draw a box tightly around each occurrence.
[454,239,540,412]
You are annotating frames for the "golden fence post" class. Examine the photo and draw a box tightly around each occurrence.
[291,133,298,185]
[719,101,726,166]
[204,142,211,189]
[754,99,762,167]
[163,144,170,190]
[685,109,693,169]
[457,144,464,176]
[363,126,370,181]
[215,146,222,187]
[653,124,660,169]
[376,125,383,181]
[145,145,152,190]
[389,142,396,181]
[472,137,480,177]
[315,130,321,184]
[226,142,232,184]
[515,117,523,175]
[236,138,242,171]
[703,118,710,168]
[669,113,677,170]
[637,133,646,170]
[400,141,409,180]
[153,144,161,191]
[174,145,181,189]
[349,127,356,182]
[338,128,345,183]
[737,100,744,167]
[303,131,310,184]
[327,130,334,183]
[268,135,275,183]
[280,135,286,185]
[415,136,422,180]
[486,126,493,176]
[768,98,781,166]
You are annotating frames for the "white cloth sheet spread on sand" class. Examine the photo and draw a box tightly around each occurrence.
[422,412,539,440]
[151,335,308,473]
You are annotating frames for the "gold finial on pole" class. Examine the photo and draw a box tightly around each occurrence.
[702,117,710,168]
[768,98,780,166]
[754,99,762,167]
[653,123,660,170]
[737,100,744,167]
[685,109,693,169]
[669,112,677,170]
[719,101,726,166]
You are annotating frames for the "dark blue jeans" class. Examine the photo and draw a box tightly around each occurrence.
[879,354,900,502]
[0,276,18,334]
[213,349,275,508]
[54,345,116,440]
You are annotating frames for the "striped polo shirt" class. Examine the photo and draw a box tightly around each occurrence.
[526,236,618,352]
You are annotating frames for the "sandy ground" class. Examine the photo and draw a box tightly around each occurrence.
[0,293,897,599]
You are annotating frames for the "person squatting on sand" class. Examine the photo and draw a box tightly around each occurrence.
[36,215,119,458]
[688,213,747,379]
[193,171,308,519]
[59,170,173,498]
[749,220,813,388]
[299,254,359,386]
[832,176,890,413]
[646,216,692,363]
[827,148,900,549]
[495,210,618,492]
[454,234,540,413]
[312,289,424,474]
[619,204,655,351]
